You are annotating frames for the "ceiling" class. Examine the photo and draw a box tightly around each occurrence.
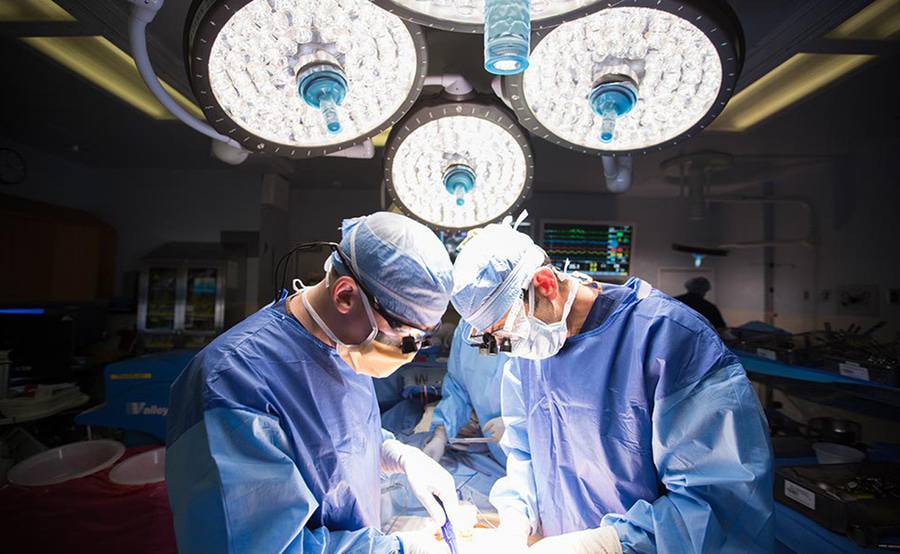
[0,0,896,194]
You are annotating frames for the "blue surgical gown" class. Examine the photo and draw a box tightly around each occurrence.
[431,322,510,465]
[165,296,401,553]
[490,278,774,553]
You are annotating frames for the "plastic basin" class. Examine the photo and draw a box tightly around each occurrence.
[7,440,125,486]
[109,447,166,485]
[813,442,866,465]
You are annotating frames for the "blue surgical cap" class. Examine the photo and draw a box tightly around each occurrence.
[451,224,547,332]
[329,212,453,329]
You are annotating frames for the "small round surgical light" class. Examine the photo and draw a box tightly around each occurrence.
[502,1,743,154]
[370,0,607,33]
[184,0,428,158]
[384,100,533,231]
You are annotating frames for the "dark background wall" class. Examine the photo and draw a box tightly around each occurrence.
[1,138,263,300]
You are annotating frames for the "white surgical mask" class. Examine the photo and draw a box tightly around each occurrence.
[503,273,579,360]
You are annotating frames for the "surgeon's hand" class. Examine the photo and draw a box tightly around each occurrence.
[381,440,460,528]
[528,526,621,554]
[395,531,449,554]
[482,416,505,443]
[423,426,448,461]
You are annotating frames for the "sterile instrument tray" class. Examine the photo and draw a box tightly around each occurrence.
[775,463,900,548]
[731,330,827,367]
[820,356,898,387]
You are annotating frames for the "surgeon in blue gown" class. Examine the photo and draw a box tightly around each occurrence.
[166,213,462,554]
[423,322,511,466]
[450,221,774,553]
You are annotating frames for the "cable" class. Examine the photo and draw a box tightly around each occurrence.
[272,243,333,301]
[127,1,244,150]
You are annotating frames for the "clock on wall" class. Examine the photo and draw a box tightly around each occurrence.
[0,148,26,185]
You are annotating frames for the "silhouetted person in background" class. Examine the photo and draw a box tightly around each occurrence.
[676,277,728,334]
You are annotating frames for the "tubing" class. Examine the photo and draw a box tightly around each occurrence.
[129,4,244,150]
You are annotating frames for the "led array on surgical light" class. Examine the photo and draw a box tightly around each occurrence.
[386,106,533,231]
[199,0,422,150]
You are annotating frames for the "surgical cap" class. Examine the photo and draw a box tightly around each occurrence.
[329,212,453,329]
[451,224,547,332]
[685,276,711,295]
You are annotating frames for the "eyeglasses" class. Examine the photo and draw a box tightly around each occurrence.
[274,241,438,354]
[464,288,530,356]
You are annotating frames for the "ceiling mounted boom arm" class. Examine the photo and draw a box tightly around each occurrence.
[124,0,245,152]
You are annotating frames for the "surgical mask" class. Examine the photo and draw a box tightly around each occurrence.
[300,288,415,377]
[502,274,579,360]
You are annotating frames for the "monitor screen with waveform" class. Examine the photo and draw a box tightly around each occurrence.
[541,221,633,280]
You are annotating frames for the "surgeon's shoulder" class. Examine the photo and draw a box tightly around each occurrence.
[180,306,285,407]
[636,288,738,395]
[638,289,723,333]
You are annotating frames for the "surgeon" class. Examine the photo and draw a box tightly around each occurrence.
[166,213,460,554]
[423,321,511,466]
[451,222,774,553]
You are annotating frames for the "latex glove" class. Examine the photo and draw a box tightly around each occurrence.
[395,531,449,554]
[482,416,505,443]
[497,509,531,551]
[528,526,621,554]
[423,426,448,461]
[382,439,460,527]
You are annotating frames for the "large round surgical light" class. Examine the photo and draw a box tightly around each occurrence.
[184,0,428,158]
[502,1,743,155]
[384,100,533,231]
[371,0,605,33]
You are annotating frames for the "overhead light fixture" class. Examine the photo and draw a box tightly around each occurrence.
[0,0,73,22]
[184,0,428,158]
[673,243,729,268]
[383,98,534,231]
[370,0,605,34]
[826,0,900,41]
[708,53,874,132]
[21,36,203,120]
[501,1,743,155]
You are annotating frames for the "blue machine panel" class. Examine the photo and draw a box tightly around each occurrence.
[76,350,197,442]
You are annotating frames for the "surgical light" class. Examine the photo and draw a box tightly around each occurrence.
[184,0,428,158]
[384,99,533,231]
[370,0,606,33]
[501,1,743,154]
